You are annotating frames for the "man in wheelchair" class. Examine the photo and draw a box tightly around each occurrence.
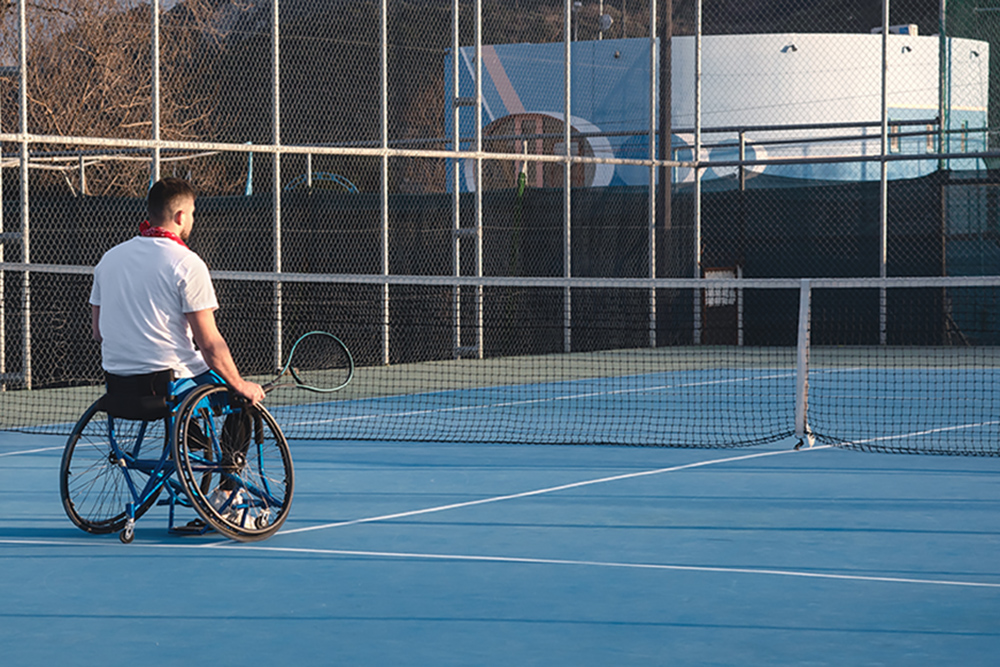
[89,177,265,524]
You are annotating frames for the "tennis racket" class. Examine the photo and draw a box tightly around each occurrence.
[263,331,354,394]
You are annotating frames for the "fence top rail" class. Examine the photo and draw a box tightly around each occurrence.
[3,132,998,170]
[3,263,1000,290]
[329,117,944,149]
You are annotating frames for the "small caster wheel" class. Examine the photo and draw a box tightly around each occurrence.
[120,520,135,544]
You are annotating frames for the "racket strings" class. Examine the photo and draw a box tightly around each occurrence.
[288,334,352,391]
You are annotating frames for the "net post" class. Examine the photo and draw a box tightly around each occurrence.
[737,264,744,346]
[794,279,813,449]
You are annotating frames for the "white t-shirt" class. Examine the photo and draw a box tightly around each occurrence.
[89,236,219,377]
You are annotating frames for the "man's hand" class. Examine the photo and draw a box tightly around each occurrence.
[233,379,265,406]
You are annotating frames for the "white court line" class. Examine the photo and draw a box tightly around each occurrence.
[217,545,1000,590]
[2,537,998,590]
[0,445,64,458]
[276,445,828,536]
[0,538,97,547]
[840,420,1000,446]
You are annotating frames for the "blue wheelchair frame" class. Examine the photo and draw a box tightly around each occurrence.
[120,374,226,540]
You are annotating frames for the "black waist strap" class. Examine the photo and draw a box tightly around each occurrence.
[99,369,174,421]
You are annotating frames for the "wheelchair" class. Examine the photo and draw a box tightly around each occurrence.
[59,372,293,543]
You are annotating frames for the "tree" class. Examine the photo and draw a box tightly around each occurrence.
[0,0,242,197]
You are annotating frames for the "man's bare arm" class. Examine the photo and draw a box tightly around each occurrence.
[186,308,265,405]
[91,305,102,343]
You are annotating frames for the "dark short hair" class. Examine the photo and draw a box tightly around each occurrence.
[147,177,196,222]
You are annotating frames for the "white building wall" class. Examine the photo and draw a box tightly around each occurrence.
[447,33,990,189]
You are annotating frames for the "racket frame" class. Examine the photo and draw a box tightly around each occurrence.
[262,331,354,394]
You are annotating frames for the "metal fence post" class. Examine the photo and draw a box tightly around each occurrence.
[648,0,658,349]
[273,0,283,371]
[151,0,161,184]
[880,0,889,345]
[18,0,30,389]
[381,0,391,365]
[451,0,462,359]
[563,0,572,354]
[693,0,703,345]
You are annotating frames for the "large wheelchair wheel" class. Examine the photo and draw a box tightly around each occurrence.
[172,384,293,542]
[60,399,166,534]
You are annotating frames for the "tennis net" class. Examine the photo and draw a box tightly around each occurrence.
[2,270,998,455]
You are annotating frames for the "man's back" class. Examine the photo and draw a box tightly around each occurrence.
[91,235,217,376]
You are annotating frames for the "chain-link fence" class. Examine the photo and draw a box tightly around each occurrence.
[1,1,999,451]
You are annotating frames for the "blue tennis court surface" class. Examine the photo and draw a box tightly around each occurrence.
[2,427,999,666]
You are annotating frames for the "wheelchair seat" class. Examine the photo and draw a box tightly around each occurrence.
[99,370,174,421]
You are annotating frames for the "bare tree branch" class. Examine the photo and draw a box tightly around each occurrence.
[2,0,234,196]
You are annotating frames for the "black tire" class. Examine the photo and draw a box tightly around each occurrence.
[60,399,166,535]
[172,385,293,542]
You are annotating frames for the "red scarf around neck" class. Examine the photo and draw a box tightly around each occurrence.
[139,220,188,249]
